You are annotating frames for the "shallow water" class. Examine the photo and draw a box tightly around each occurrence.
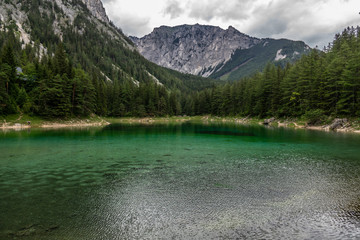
[1,123,360,239]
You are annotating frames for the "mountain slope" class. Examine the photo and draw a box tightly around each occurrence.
[0,0,215,92]
[212,38,310,80]
[0,0,219,118]
[131,24,260,77]
[131,24,310,81]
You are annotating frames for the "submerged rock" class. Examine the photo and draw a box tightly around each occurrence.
[47,225,59,231]
[16,227,37,236]
[10,223,60,237]
[263,117,276,125]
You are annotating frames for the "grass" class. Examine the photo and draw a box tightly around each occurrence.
[287,123,296,128]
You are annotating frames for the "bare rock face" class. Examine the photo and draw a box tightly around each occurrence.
[81,0,109,23]
[131,24,260,77]
[263,117,276,125]
[0,0,130,58]
[329,118,348,130]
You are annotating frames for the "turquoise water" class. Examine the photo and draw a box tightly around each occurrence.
[1,123,360,239]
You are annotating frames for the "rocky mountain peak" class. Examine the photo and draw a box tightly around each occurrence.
[81,0,109,23]
[131,24,261,77]
[226,26,237,32]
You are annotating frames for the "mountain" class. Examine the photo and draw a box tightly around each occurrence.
[130,24,311,80]
[81,0,109,23]
[0,0,214,91]
[211,38,310,81]
[130,24,261,77]
[0,0,217,117]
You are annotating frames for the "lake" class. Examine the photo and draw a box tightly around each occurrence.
[1,122,360,239]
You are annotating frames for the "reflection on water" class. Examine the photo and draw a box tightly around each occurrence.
[1,123,360,239]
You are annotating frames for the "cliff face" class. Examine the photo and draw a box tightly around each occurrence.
[81,0,109,23]
[131,24,261,77]
[0,0,129,50]
[0,0,217,95]
[131,24,310,80]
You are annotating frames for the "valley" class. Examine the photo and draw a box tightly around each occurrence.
[1,0,360,239]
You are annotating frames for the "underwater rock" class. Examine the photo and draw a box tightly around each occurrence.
[15,225,37,236]
[12,223,60,237]
[46,225,59,231]
[263,117,276,125]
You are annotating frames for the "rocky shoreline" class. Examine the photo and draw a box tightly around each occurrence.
[263,117,360,133]
[0,118,110,130]
[1,116,359,134]
[203,116,360,134]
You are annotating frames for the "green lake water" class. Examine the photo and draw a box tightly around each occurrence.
[1,122,360,239]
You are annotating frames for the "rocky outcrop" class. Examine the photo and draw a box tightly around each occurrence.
[81,0,109,23]
[131,24,310,79]
[131,24,261,77]
[0,0,129,52]
[329,118,348,130]
[263,117,276,125]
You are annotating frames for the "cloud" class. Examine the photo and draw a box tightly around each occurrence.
[187,0,252,22]
[244,0,360,47]
[103,0,360,47]
[111,14,151,37]
[301,15,360,47]
[163,0,184,19]
[247,0,311,37]
[101,0,117,3]
[103,0,152,37]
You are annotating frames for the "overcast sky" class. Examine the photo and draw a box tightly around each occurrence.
[102,0,360,48]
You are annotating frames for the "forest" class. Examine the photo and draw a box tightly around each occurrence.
[0,25,359,121]
[0,29,182,117]
[182,26,360,120]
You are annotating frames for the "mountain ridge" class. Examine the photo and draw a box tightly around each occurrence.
[131,24,310,80]
[130,24,261,78]
[0,0,217,118]
[81,0,109,23]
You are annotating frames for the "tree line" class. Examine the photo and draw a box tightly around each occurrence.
[183,26,360,121]
[1,26,359,120]
[0,29,183,117]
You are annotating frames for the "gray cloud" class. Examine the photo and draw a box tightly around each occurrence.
[110,14,152,37]
[245,0,346,47]
[101,0,117,3]
[103,0,360,47]
[248,0,311,37]
[304,16,360,47]
[187,0,252,21]
[163,0,184,19]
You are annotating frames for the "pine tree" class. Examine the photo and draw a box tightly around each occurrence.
[1,43,16,94]
[54,43,69,77]
[38,74,71,117]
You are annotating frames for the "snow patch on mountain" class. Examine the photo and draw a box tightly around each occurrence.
[275,49,287,61]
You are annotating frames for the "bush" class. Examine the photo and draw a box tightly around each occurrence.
[303,109,325,125]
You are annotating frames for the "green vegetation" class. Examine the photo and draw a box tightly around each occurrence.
[210,39,309,81]
[0,0,216,119]
[0,27,185,118]
[0,0,359,124]
[186,27,360,122]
